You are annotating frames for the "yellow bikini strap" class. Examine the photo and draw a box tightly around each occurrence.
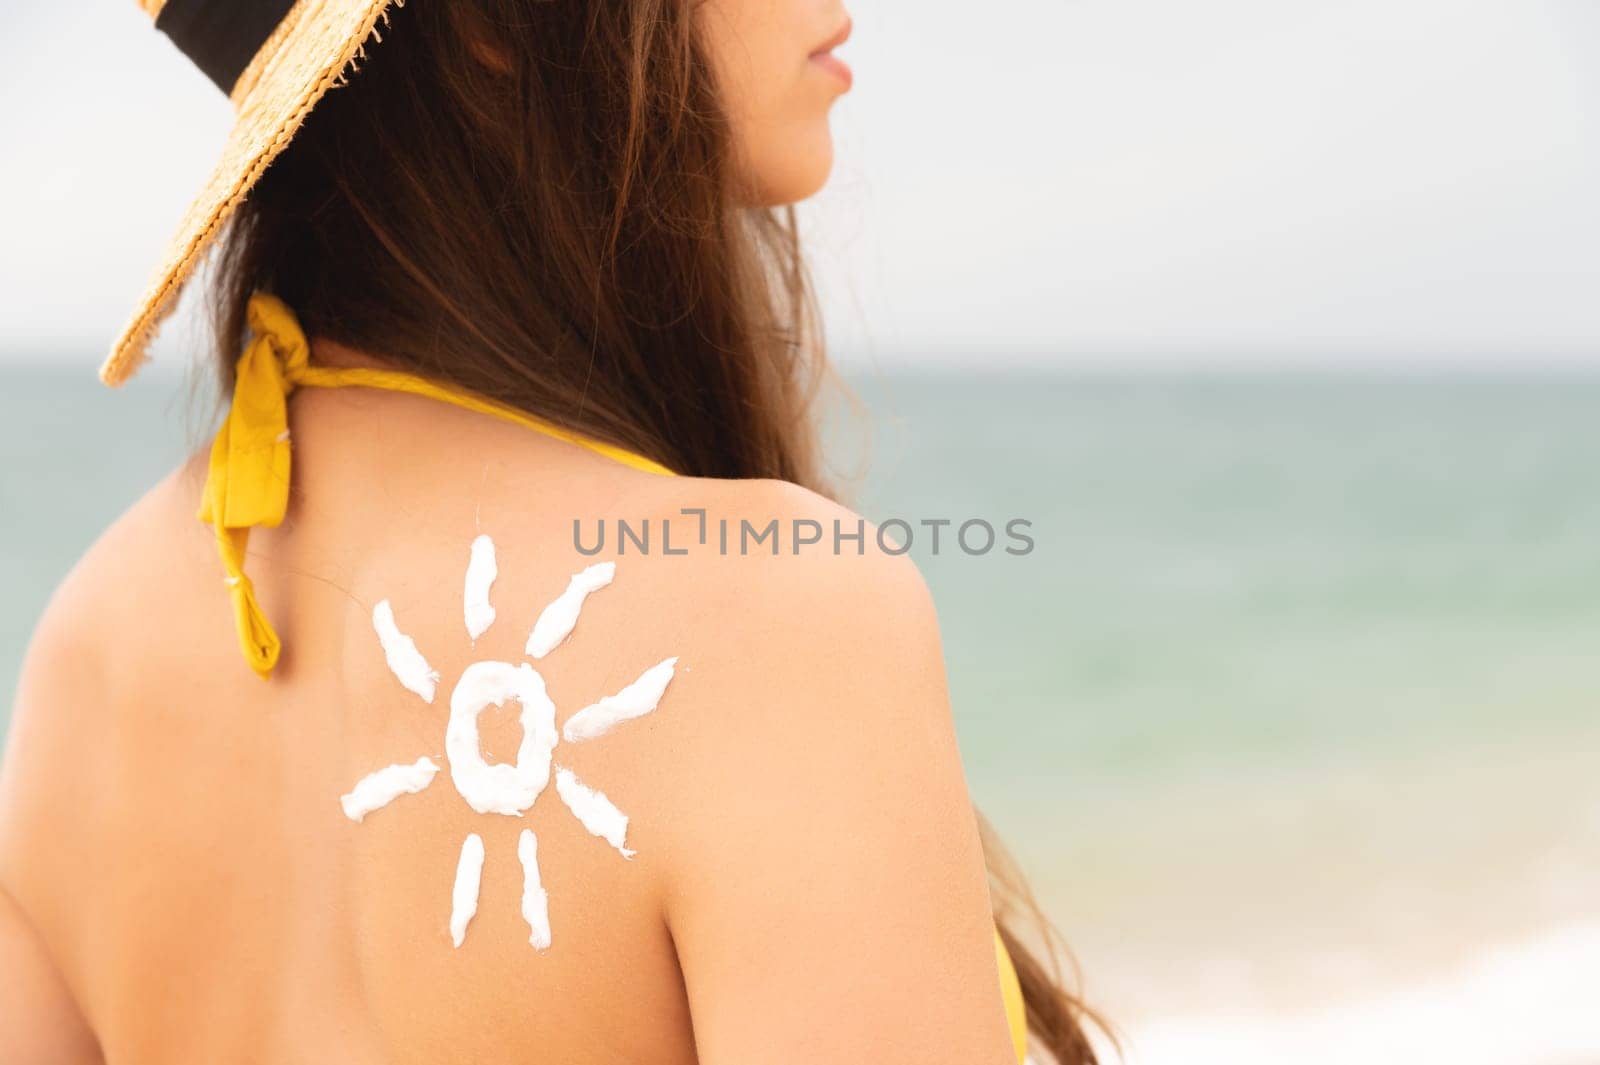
[292,364,675,477]
[199,291,673,680]
[995,926,1029,1063]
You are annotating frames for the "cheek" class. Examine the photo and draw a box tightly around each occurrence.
[702,0,841,205]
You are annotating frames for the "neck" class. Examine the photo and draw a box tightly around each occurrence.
[307,335,395,373]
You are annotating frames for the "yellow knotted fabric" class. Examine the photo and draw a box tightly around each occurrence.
[196,292,309,679]
[198,292,1029,1062]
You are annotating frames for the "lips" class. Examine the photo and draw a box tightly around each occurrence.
[810,16,853,59]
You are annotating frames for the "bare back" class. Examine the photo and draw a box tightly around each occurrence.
[0,382,1018,1064]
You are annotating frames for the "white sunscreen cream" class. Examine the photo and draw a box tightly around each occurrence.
[345,535,683,948]
[340,757,440,822]
[525,562,616,659]
[463,534,498,641]
[372,600,440,703]
[447,660,559,815]
[450,833,486,948]
[555,767,635,857]
[562,657,678,743]
[518,829,552,950]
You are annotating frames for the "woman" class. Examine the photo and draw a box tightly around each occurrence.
[0,1,1101,1062]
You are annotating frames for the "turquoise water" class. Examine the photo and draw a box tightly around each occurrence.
[843,372,1600,1025]
[3,365,1598,1029]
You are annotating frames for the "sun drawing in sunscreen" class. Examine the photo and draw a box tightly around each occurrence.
[340,544,677,949]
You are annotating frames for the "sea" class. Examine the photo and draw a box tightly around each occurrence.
[3,364,1598,1064]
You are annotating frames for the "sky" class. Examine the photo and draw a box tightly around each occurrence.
[1,0,1597,369]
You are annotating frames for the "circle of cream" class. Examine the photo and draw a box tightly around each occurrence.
[446,660,559,816]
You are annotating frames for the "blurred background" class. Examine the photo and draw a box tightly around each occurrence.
[3,2,1598,1062]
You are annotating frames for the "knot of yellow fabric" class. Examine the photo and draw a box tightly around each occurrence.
[196,291,311,680]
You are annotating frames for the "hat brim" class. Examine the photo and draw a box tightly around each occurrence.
[101,0,403,386]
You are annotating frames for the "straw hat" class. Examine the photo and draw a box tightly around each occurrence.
[101,0,406,387]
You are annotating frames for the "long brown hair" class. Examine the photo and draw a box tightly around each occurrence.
[212,2,1103,1059]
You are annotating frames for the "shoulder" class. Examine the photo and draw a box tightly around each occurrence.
[610,472,963,863]
[547,470,952,818]
[602,474,946,731]
[9,457,210,702]
[608,478,1015,1062]
[0,460,207,1048]
[1,459,208,866]
[619,473,939,635]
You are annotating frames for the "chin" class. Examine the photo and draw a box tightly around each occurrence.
[745,124,836,207]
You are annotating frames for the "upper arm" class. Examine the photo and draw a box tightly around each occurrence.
[0,554,110,1065]
[657,488,1015,1065]
[0,887,101,1065]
